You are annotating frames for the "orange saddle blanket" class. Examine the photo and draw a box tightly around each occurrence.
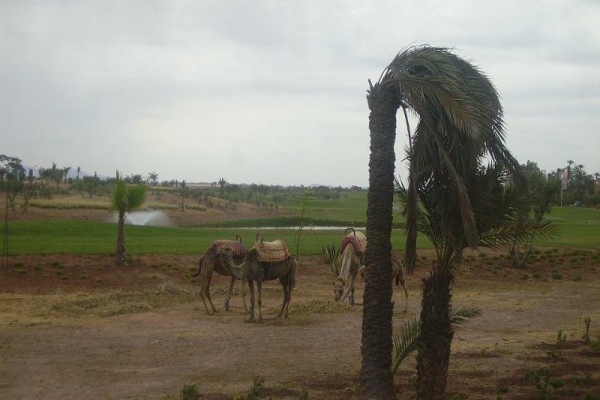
[253,239,289,263]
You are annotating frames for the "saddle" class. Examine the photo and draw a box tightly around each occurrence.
[253,233,289,263]
[340,232,366,256]
[210,239,247,259]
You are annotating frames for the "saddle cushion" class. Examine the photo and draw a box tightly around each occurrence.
[340,232,367,256]
[210,240,247,259]
[253,239,289,263]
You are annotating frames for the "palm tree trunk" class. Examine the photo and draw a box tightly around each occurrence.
[116,210,127,265]
[360,82,401,399]
[415,270,453,399]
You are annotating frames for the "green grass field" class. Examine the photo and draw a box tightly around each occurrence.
[537,206,600,248]
[2,191,598,256]
[1,221,435,256]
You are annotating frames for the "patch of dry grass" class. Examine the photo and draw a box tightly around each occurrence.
[0,283,197,322]
[291,299,356,315]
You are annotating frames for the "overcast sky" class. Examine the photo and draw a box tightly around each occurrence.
[2,1,599,187]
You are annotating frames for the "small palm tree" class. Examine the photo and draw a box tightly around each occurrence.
[112,171,147,265]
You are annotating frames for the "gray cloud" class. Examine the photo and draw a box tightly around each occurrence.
[2,0,599,186]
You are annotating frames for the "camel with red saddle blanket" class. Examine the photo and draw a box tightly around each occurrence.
[217,233,298,323]
[192,235,248,315]
[333,228,408,311]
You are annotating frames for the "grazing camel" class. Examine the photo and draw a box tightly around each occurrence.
[333,228,366,305]
[192,236,247,315]
[333,228,409,311]
[217,243,297,323]
[358,254,409,312]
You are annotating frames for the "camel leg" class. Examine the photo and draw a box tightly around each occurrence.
[256,279,264,323]
[224,276,236,311]
[199,274,214,315]
[196,256,212,315]
[282,259,296,318]
[340,274,356,305]
[277,277,289,319]
[245,280,255,323]
[283,278,292,318]
[241,279,248,312]
[339,275,353,304]
[205,274,218,314]
[402,284,409,312]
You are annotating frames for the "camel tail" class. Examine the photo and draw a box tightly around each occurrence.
[395,271,400,286]
[192,256,204,277]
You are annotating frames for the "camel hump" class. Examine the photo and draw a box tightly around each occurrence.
[340,230,367,255]
[253,238,289,262]
[210,239,247,258]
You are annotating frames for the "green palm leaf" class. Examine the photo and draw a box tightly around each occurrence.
[391,317,420,375]
[391,306,482,375]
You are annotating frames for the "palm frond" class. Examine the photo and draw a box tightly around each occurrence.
[391,306,482,375]
[127,185,147,211]
[479,217,560,249]
[449,306,483,325]
[391,317,420,375]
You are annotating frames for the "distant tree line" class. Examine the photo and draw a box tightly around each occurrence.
[1,156,598,213]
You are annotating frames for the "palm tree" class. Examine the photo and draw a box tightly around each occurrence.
[180,180,186,211]
[218,177,227,196]
[111,171,147,265]
[363,45,522,399]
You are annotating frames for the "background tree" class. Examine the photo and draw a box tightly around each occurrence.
[124,174,144,184]
[147,172,158,186]
[1,155,26,268]
[506,161,559,268]
[71,175,101,198]
[111,171,147,265]
[363,45,523,399]
[0,155,26,211]
[180,180,186,211]
[63,167,71,183]
[218,177,227,196]
[39,163,65,193]
[554,161,598,206]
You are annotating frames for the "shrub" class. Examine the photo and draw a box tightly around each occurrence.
[181,383,200,400]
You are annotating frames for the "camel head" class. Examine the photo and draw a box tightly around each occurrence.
[216,246,234,259]
[333,277,345,301]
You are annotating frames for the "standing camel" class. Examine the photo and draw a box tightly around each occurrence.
[333,228,367,305]
[217,242,297,323]
[192,236,247,315]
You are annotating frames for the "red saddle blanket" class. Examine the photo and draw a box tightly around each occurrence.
[340,233,366,256]
[210,240,247,258]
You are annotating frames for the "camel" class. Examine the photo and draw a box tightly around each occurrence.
[333,228,408,311]
[358,255,409,312]
[192,236,247,315]
[217,242,297,323]
[333,228,366,305]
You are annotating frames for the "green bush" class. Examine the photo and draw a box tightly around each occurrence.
[181,383,199,400]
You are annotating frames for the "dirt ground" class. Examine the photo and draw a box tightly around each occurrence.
[1,247,599,400]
